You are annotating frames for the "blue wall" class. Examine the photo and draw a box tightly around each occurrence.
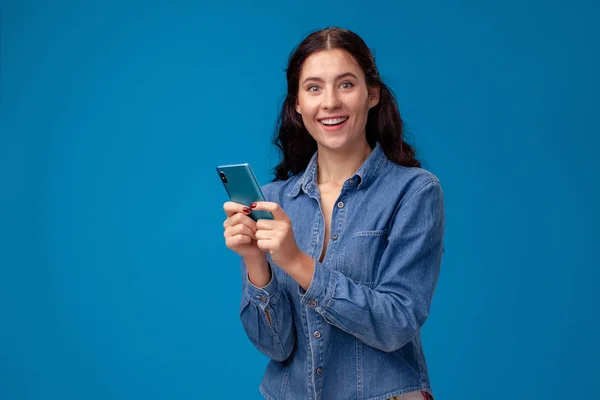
[2,1,599,398]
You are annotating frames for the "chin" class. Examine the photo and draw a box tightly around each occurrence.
[317,135,348,148]
[318,138,360,153]
[320,129,365,145]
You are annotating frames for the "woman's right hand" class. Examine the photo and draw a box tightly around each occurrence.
[223,201,265,262]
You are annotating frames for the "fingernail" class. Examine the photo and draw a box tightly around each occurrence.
[242,207,251,214]
[250,203,257,209]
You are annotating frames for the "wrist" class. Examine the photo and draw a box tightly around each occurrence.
[247,269,272,288]
[287,251,315,291]
[287,250,312,273]
[244,254,268,270]
[245,255,271,288]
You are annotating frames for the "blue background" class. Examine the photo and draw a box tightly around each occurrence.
[1,0,599,399]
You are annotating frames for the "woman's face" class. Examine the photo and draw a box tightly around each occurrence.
[296,49,379,153]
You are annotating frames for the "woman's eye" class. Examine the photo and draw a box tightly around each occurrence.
[307,85,320,92]
[340,81,354,89]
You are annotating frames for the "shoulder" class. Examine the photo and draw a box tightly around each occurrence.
[380,161,443,205]
[260,174,303,203]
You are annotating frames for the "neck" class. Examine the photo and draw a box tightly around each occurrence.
[316,140,372,186]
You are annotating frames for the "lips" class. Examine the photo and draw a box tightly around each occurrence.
[318,116,349,132]
[319,116,349,126]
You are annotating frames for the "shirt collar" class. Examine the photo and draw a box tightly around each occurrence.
[287,142,388,198]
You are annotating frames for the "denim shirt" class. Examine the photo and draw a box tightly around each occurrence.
[239,142,445,400]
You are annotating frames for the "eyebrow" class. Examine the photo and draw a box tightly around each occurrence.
[301,72,359,85]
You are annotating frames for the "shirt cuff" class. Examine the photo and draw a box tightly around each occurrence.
[300,261,336,312]
[245,263,279,309]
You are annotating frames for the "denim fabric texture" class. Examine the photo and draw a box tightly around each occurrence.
[240,142,445,400]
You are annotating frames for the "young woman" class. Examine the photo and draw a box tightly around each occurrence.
[222,27,444,400]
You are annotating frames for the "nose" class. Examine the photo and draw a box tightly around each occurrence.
[322,87,341,110]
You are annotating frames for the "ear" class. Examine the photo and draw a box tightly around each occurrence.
[295,99,301,114]
[368,85,380,109]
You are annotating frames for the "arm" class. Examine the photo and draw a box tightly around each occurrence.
[221,200,296,361]
[239,259,296,362]
[295,180,444,352]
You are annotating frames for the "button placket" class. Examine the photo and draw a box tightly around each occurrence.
[330,193,348,250]
[306,301,324,398]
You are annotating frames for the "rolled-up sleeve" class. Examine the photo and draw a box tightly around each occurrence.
[240,261,296,361]
[300,180,444,352]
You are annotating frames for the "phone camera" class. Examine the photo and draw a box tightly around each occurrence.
[219,172,228,184]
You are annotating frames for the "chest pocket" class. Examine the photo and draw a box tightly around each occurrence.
[336,229,388,286]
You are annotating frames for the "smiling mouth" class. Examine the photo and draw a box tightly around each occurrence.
[319,117,349,126]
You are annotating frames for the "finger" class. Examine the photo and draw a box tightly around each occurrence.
[224,212,257,231]
[223,201,251,218]
[250,201,288,220]
[255,229,275,241]
[256,218,278,231]
[226,234,252,248]
[256,239,272,252]
[225,224,257,240]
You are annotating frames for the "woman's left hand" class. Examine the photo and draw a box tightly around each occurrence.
[251,202,303,271]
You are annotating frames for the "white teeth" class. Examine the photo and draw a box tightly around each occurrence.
[320,117,348,125]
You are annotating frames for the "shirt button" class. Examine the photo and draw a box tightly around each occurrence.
[349,180,354,185]
[259,296,267,303]
[337,201,344,208]
[308,299,317,308]
[316,367,323,375]
[332,234,338,241]
[314,331,321,338]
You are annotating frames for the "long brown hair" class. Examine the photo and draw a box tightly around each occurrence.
[272,27,420,181]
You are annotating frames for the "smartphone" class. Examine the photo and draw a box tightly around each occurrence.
[216,163,274,221]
